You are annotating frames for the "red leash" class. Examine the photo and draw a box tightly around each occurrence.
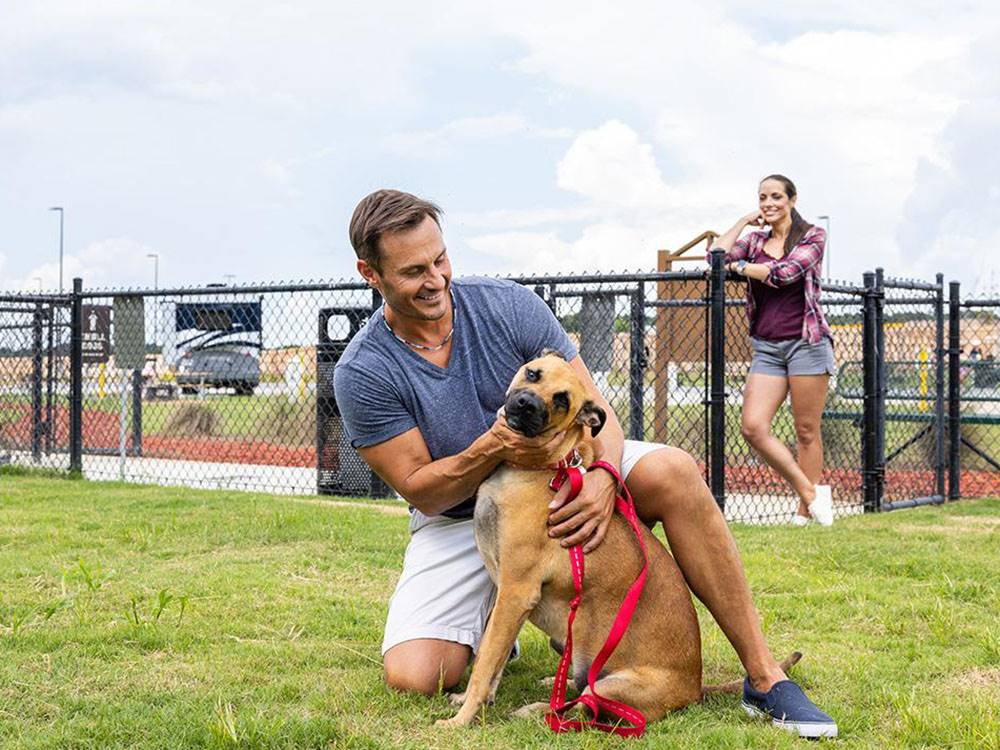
[544,459,649,738]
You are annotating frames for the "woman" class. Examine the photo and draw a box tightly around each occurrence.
[714,174,835,526]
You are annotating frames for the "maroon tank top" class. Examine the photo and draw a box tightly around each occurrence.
[749,277,805,341]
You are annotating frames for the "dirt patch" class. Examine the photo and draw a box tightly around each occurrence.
[283,496,409,516]
[947,515,1000,527]
[163,404,220,437]
[948,667,1000,692]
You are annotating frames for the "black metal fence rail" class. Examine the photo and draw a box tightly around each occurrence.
[2,268,996,520]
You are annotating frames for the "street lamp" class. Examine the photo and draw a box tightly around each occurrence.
[48,207,64,293]
[34,277,43,292]
[817,215,831,279]
[222,274,236,285]
[147,253,159,347]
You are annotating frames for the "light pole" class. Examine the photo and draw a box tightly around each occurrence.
[147,253,159,348]
[34,277,43,292]
[48,207,64,293]
[222,274,236,285]
[817,215,831,279]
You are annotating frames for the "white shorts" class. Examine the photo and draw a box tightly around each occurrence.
[381,440,667,655]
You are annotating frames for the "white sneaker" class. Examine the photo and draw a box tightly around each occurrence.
[790,514,810,527]
[808,485,834,526]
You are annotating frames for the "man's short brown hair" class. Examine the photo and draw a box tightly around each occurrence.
[349,189,442,270]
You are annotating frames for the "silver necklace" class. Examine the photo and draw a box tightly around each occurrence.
[383,315,454,352]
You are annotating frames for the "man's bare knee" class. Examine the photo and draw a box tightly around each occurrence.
[630,446,712,521]
[383,640,471,696]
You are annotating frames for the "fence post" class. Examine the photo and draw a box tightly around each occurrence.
[31,304,44,461]
[132,369,143,457]
[934,273,945,501]
[708,249,726,511]
[862,272,878,512]
[69,278,84,475]
[629,284,646,441]
[948,280,961,500]
[874,268,886,508]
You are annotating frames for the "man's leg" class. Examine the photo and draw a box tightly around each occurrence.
[384,639,471,695]
[380,514,495,696]
[625,446,785,692]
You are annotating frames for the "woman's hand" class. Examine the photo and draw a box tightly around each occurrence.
[743,210,766,227]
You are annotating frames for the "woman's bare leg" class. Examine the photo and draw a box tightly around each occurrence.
[740,374,816,506]
[788,374,831,515]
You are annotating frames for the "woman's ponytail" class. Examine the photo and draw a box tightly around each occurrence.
[786,207,812,255]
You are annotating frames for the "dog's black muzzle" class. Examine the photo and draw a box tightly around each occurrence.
[504,388,549,438]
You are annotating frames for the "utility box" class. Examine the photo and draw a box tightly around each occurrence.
[316,307,391,498]
[579,291,616,372]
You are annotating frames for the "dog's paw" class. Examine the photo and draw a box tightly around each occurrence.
[512,701,550,719]
[434,716,468,728]
[447,691,467,707]
[537,676,555,687]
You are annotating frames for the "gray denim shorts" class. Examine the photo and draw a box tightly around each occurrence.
[749,336,836,377]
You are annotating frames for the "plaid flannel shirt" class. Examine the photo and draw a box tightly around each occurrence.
[713,225,832,345]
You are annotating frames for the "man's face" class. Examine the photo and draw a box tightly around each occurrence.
[358,214,452,322]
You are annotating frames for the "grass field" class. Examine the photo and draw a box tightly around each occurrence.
[0,472,998,749]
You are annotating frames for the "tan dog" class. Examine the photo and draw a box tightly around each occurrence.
[438,352,706,728]
[437,352,800,728]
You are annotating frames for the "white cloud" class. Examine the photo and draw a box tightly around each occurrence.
[385,114,572,158]
[8,238,162,293]
[556,120,674,211]
[1,1,997,293]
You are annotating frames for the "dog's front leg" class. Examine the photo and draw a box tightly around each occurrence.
[435,583,538,727]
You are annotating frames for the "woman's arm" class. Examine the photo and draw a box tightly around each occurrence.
[708,211,763,262]
[726,261,771,281]
[728,227,826,286]
[760,227,826,287]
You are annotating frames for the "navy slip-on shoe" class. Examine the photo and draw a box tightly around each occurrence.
[742,678,838,739]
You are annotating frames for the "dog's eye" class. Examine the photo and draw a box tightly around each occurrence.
[553,391,569,410]
[525,368,541,383]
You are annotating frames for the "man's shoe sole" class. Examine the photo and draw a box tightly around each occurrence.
[742,701,839,738]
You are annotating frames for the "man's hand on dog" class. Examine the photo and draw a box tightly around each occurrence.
[547,469,617,554]
[489,414,568,467]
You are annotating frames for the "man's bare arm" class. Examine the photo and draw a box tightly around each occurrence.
[567,355,624,469]
[359,422,568,516]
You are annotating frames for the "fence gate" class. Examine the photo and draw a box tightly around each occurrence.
[951,291,1000,498]
[0,295,73,473]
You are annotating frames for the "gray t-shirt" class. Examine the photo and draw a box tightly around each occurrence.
[334,277,577,518]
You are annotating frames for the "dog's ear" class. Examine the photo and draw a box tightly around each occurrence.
[575,400,606,437]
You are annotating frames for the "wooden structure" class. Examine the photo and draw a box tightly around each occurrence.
[653,232,751,443]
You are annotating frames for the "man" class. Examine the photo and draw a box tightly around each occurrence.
[334,189,837,738]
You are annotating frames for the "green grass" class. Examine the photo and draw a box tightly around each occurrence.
[0,478,998,749]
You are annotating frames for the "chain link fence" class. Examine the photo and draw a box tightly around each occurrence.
[876,272,947,508]
[951,291,1000,498]
[1,266,991,519]
[0,295,72,474]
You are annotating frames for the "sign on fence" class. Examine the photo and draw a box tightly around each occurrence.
[113,296,146,370]
[81,305,111,364]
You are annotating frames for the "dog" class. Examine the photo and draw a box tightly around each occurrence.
[437,352,800,729]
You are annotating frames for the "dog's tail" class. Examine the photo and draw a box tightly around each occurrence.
[701,651,802,697]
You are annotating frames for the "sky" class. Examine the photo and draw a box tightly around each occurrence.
[2,0,999,296]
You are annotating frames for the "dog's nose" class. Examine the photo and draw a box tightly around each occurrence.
[504,389,548,436]
[513,392,536,411]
